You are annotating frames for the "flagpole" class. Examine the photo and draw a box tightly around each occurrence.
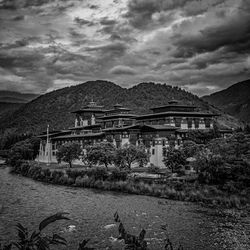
[47,124,49,144]
[47,124,50,165]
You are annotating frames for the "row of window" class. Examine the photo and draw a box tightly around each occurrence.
[138,117,212,128]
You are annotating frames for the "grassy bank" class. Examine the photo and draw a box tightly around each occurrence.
[10,161,250,209]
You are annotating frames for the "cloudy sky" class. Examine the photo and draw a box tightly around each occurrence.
[0,0,249,96]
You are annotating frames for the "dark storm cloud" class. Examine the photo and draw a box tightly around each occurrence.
[125,0,226,29]
[172,10,250,58]
[74,17,94,26]
[68,28,84,39]
[99,18,117,26]
[109,65,137,75]
[0,49,44,69]
[0,36,41,50]
[0,48,55,92]
[0,0,249,95]
[86,42,127,56]
[88,4,98,10]
[0,0,52,9]
[12,15,25,21]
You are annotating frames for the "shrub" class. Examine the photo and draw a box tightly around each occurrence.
[51,171,64,183]
[66,169,82,180]
[75,176,84,187]
[20,162,31,176]
[114,143,149,169]
[7,137,40,166]
[147,164,159,174]
[108,168,128,181]
[86,167,109,181]
[56,142,81,168]
[85,142,116,168]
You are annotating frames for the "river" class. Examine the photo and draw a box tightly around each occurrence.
[0,166,249,249]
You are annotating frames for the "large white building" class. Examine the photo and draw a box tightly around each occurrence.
[37,100,218,167]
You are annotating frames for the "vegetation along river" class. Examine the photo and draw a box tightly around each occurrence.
[0,167,249,249]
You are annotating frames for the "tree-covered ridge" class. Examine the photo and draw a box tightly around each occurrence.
[203,79,250,123]
[0,90,39,103]
[0,102,23,120]
[0,80,240,134]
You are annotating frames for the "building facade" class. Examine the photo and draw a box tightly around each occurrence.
[37,100,218,167]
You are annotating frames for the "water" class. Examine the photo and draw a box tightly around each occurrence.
[0,167,249,249]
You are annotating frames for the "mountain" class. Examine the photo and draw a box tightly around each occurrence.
[0,91,40,123]
[0,91,39,103]
[0,80,241,134]
[203,79,250,123]
[0,102,23,120]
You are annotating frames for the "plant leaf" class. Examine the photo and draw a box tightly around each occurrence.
[16,223,28,242]
[39,212,70,231]
[50,234,67,245]
[138,229,146,241]
[2,244,12,250]
[78,239,91,250]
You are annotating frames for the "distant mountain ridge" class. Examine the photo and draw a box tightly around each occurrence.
[0,90,39,103]
[0,91,39,123]
[203,79,250,123]
[0,80,241,134]
[0,102,23,120]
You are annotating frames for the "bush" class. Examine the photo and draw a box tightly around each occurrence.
[66,169,85,180]
[147,164,159,174]
[56,142,81,168]
[108,168,128,181]
[86,167,109,180]
[7,137,40,166]
[51,171,64,183]
[75,176,84,187]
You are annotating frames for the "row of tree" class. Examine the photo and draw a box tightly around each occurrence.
[164,132,250,187]
[7,137,40,166]
[56,142,149,169]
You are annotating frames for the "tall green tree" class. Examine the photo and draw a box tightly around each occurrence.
[115,143,149,169]
[182,140,203,158]
[163,147,186,173]
[0,129,31,150]
[7,137,40,166]
[85,142,116,169]
[56,142,81,168]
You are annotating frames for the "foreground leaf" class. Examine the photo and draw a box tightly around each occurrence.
[39,212,70,231]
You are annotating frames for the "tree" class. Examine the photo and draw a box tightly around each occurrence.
[187,127,219,144]
[85,142,116,169]
[56,142,81,168]
[194,148,226,184]
[182,140,203,158]
[115,143,149,169]
[7,137,41,166]
[163,147,186,173]
[0,129,31,150]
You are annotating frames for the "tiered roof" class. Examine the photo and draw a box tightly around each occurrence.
[72,101,106,114]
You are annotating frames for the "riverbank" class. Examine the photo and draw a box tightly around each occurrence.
[2,166,250,249]
[9,161,250,209]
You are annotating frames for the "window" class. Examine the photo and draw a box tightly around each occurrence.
[162,147,167,156]
[152,149,155,155]
[187,118,193,128]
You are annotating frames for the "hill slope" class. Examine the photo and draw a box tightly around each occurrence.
[0,102,23,120]
[203,79,250,123]
[0,91,40,124]
[0,80,240,134]
[0,91,39,103]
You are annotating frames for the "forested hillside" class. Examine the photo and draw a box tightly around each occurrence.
[0,91,39,103]
[203,79,250,123]
[0,80,240,134]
